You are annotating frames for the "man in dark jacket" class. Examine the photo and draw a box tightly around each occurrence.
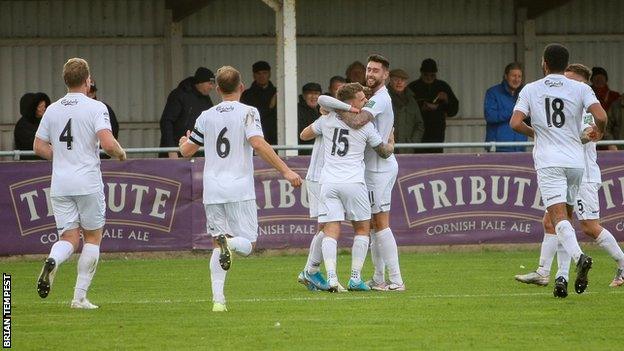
[408,59,459,153]
[241,61,278,144]
[159,67,215,158]
[88,79,119,139]
[297,82,322,155]
[388,69,424,154]
[484,62,526,152]
[14,92,50,160]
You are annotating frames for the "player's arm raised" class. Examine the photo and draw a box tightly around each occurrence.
[249,136,302,188]
[33,137,53,160]
[97,129,126,160]
[317,95,368,129]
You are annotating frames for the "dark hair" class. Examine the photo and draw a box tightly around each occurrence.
[337,82,364,102]
[329,75,346,86]
[565,63,591,82]
[345,61,365,77]
[504,62,523,75]
[367,54,390,70]
[542,44,569,73]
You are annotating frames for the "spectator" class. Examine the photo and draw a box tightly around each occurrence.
[159,67,215,158]
[297,82,322,155]
[241,61,278,144]
[483,62,526,152]
[14,92,50,160]
[387,69,424,154]
[345,61,366,85]
[325,75,346,97]
[591,66,621,111]
[606,96,624,150]
[87,79,119,139]
[408,58,459,153]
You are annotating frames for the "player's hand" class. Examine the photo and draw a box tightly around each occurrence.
[283,170,302,188]
[319,107,330,115]
[118,149,127,161]
[179,130,191,147]
[589,124,603,142]
[348,106,360,113]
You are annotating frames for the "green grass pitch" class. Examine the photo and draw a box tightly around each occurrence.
[3,247,623,350]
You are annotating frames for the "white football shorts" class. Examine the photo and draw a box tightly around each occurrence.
[204,199,258,242]
[306,180,320,219]
[317,182,371,223]
[51,190,106,235]
[574,182,601,221]
[365,164,398,214]
[536,167,583,208]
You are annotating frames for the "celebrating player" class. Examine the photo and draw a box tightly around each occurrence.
[301,83,394,291]
[510,44,607,296]
[318,54,404,291]
[514,63,624,296]
[179,66,302,311]
[35,58,127,309]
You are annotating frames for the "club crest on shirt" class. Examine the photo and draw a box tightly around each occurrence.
[544,80,563,88]
[364,100,376,108]
[245,109,262,129]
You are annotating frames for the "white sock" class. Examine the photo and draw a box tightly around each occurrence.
[73,243,99,301]
[321,237,338,281]
[48,240,74,266]
[350,235,369,282]
[375,228,403,285]
[210,248,227,304]
[596,229,624,269]
[555,240,571,281]
[555,220,583,263]
[305,231,325,274]
[370,230,385,284]
[536,233,558,276]
[227,236,252,256]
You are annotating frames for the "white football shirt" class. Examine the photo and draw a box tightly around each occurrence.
[514,74,599,170]
[361,85,398,172]
[581,113,600,183]
[189,101,264,204]
[35,93,111,196]
[312,112,383,184]
[305,134,324,182]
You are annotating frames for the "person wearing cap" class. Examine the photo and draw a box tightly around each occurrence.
[408,58,459,153]
[591,66,621,112]
[297,82,322,155]
[241,61,278,144]
[159,67,215,158]
[387,69,424,154]
[87,79,119,140]
[483,62,526,152]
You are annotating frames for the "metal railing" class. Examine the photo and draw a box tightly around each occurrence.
[1,141,623,160]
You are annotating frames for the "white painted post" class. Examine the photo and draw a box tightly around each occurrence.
[164,10,184,92]
[281,0,298,156]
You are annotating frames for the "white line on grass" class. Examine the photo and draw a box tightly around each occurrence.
[29,290,624,306]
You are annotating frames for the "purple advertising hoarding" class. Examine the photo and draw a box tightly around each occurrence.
[1,153,623,255]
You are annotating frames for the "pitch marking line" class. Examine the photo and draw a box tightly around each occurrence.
[29,290,624,306]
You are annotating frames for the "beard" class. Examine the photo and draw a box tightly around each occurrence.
[366,76,382,90]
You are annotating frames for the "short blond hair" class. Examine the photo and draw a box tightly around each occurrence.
[565,63,591,82]
[63,58,90,88]
[216,66,241,94]
[337,82,364,102]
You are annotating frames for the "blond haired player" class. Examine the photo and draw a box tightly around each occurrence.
[179,66,302,312]
[35,58,126,309]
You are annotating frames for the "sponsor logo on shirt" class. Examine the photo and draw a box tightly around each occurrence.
[544,80,563,88]
[61,99,79,106]
[217,106,235,113]
[364,100,376,108]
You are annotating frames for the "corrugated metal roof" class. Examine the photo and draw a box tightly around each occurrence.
[535,0,624,34]
[0,0,165,37]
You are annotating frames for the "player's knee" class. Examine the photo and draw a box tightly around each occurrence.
[542,214,555,234]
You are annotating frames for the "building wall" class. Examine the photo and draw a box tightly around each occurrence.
[1,0,622,154]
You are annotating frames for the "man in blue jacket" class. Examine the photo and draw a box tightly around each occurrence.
[484,62,525,152]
